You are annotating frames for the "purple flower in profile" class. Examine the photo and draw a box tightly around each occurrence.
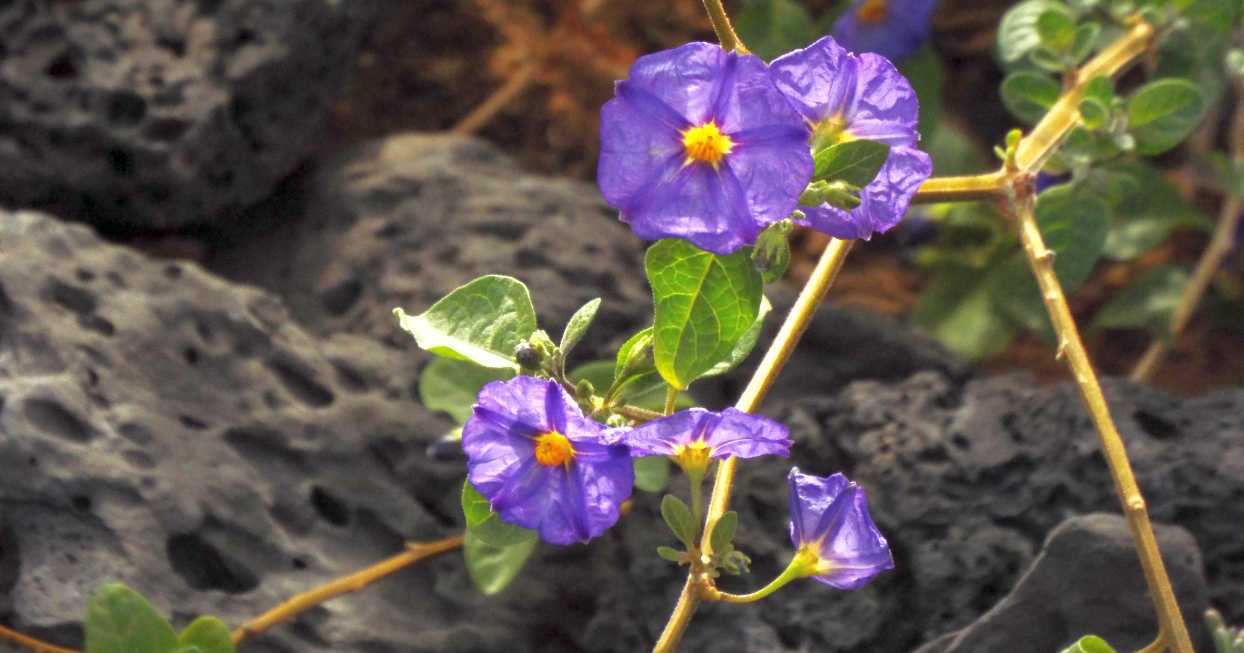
[787,467,893,590]
[598,42,814,255]
[619,407,790,474]
[462,376,634,545]
[832,0,937,63]
[770,36,932,241]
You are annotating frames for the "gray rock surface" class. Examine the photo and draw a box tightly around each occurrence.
[914,513,1207,653]
[0,0,376,230]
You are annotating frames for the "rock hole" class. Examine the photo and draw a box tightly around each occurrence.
[118,422,154,445]
[156,35,186,56]
[309,486,350,527]
[166,533,259,594]
[319,277,362,316]
[951,434,971,450]
[71,495,92,512]
[79,314,115,336]
[23,398,95,442]
[75,269,95,283]
[224,427,304,472]
[45,52,78,80]
[122,449,155,469]
[331,361,368,392]
[107,149,134,177]
[179,415,208,430]
[265,358,335,408]
[1134,410,1179,440]
[106,91,147,126]
[46,279,96,314]
[292,557,307,570]
[183,347,199,365]
[145,117,190,142]
[0,527,20,597]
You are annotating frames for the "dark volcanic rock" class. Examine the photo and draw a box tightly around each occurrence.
[207,133,652,363]
[915,513,1207,653]
[0,0,376,230]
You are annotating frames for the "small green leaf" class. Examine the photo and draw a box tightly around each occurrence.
[701,295,771,378]
[419,358,512,424]
[85,583,178,653]
[1001,72,1061,123]
[1069,22,1101,63]
[559,298,601,361]
[998,0,1062,63]
[709,511,738,553]
[462,480,538,547]
[1078,97,1110,130]
[614,327,655,385]
[1059,635,1118,653]
[1093,161,1214,260]
[394,275,537,369]
[177,616,235,653]
[463,528,538,595]
[646,240,764,390]
[1036,7,1076,52]
[1128,78,1206,155]
[634,457,671,493]
[1092,266,1189,331]
[813,140,891,187]
[660,494,696,549]
[656,546,683,563]
[734,0,817,61]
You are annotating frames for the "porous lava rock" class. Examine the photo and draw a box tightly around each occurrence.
[0,0,376,230]
[915,513,1208,653]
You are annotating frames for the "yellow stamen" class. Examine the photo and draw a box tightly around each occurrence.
[682,122,733,168]
[856,0,888,23]
[534,432,574,467]
[673,440,713,475]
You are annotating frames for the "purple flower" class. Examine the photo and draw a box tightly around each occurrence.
[771,36,932,240]
[598,42,814,255]
[462,376,634,545]
[832,0,937,63]
[787,467,893,590]
[618,407,790,474]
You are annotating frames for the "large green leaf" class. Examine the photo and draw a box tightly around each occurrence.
[1059,635,1117,653]
[1127,78,1206,155]
[913,265,1017,360]
[462,480,538,548]
[1001,72,1060,124]
[989,184,1110,336]
[177,616,234,653]
[997,0,1062,63]
[702,295,772,377]
[394,275,537,369]
[646,240,764,390]
[463,528,538,596]
[86,583,178,653]
[813,140,891,187]
[419,358,513,423]
[734,0,817,61]
[1092,265,1189,332]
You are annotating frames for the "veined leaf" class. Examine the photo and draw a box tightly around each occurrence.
[394,275,537,369]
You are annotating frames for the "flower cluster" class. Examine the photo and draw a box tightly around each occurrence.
[598,35,931,254]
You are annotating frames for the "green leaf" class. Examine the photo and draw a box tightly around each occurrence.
[734,0,817,61]
[1036,7,1076,52]
[1001,72,1061,123]
[702,295,771,377]
[419,358,512,423]
[462,480,538,547]
[1069,22,1101,64]
[177,616,235,653]
[998,0,1062,63]
[660,494,696,549]
[85,582,178,653]
[656,545,683,562]
[709,511,738,553]
[569,359,674,412]
[901,46,945,139]
[646,240,764,390]
[614,327,655,385]
[634,457,671,493]
[1059,635,1118,653]
[559,298,601,361]
[1127,78,1206,155]
[463,528,538,595]
[813,140,891,187]
[1092,266,1189,331]
[914,265,1017,359]
[394,275,537,369]
[1093,161,1213,260]
[989,184,1110,336]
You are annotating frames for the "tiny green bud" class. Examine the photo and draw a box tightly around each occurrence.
[575,378,596,398]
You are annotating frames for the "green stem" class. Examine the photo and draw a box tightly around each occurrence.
[688,471,706,541]
[663,385,679,416]
[707,548,817,604]
[702,0,748,54]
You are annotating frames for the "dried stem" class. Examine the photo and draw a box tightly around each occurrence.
[232,534,464,645]
[453,62,539,135]
[1131,79,1244,382]
[0,625,78,653]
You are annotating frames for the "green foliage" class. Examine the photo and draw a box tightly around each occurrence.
[914,263,1019,359]
[462,480,536,548]
[1002,72,1061,123]
[998,0,1065,63]
[86,583,234,653]
[733,0,816,61]
[463,529,538,596]
[902,46,946,139]
[702,295,772,378]
[752,222,792,284]
[1091,161,1212,260]
[419,358,512,424]
[559,298,602,363]
[708,511,739,553]
[1036,6,1077,53]
[813,140,891,188]
[1058,635,1117,653]
[660,494,697,549]
[176,617,234,653]
[646,240,764,390]
[634,456,672,493]
[395,275,537,369]
[1127,78,1206,155]
[1206,608,1244,653]
[1093,265,1189,331]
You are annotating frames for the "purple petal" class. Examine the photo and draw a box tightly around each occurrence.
[620,408,707,457]
[620,160,759,255]
[712,53,808,136]
[811,486,894,590]
[769,36,860,123]
[787,468,851,547]
[543,378,569,434]
[831,0,936,63]
[703,408,791,459]
[796,145,931,240]
[842,53,920,148]
[724,127,815,230]
[598,95,684,210]
[624,42,731,125]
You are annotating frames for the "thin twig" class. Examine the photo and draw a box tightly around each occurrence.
[452,62,539,135]
[0,625,78,653]
[1131,79,1244,381]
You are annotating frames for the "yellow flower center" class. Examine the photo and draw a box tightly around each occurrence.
[682,122,733,168]
[856,0,888,23]
[672,440,713,475]
[534,431,575,467]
